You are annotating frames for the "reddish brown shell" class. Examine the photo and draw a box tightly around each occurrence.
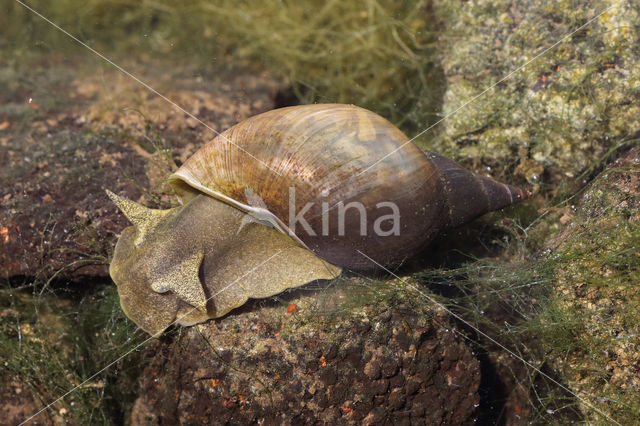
[168,104,526,269]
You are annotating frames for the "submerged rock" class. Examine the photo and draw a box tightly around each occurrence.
[430,1,640,421]
[433,0,640,187]
[544,143,640,422]
[0,57,276,281]
[131,283,480,425]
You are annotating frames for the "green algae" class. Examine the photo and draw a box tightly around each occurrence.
[432,0,640,185]
[0,283,147,424]
[536,159,640,422]
[423,151,640,423]
[3,0,444,139]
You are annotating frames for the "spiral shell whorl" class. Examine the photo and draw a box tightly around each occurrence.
[168,104,528,269]
[168,104,444,269]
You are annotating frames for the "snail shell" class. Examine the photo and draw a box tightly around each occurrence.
[168,104,527,269]
[108,104,529,336]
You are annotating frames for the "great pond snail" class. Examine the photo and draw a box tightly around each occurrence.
[107,104,529,336]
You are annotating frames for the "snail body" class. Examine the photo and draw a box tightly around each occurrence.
[108,104,529,336]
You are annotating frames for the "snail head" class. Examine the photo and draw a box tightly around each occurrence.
[106,190,341,337]
[106,190,210,337]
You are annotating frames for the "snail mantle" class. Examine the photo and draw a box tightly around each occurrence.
[107,104,529,336]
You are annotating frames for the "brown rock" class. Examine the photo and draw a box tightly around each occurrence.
[130,289,481,424]
[0,375,48,426]
[0,57,278,281]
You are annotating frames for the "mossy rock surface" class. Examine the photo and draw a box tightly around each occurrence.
[433,0,640,188]
[541,143,640,422]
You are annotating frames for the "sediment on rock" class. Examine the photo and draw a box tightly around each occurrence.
[131,287,481,425]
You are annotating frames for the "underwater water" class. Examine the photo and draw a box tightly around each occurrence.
[1,0,639,424]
